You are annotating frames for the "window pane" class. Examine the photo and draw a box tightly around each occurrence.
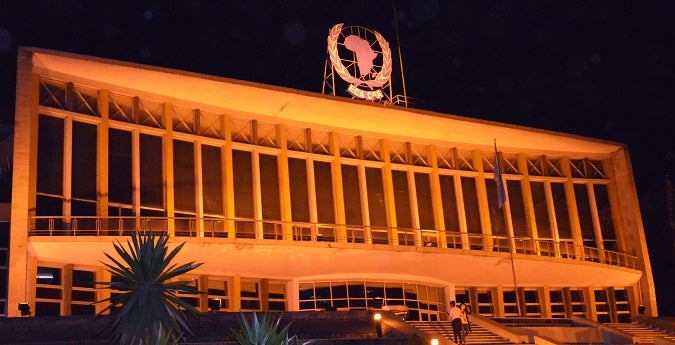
[260,154,280,220]
[594,184,616,244]
[551,182,571,239]
[289,158,309,222]
[314,161,334,223]
[507,180,527,237]
[109,129,132,204]
[233,150,253,218]
[485,178,506,236]
[202,145,223,215]
[341,165,362,225]
[71,122,97,200]
[461,177,480,234]
[392,170,411,228]
[37,115,64,195]
[415,173,434,230]
[366,168,385,227]
[531,182,552,239]
[174,140,195,212]
[37,267,61,285]
[73,270,95,288]
[440,175,459,232]
[575,184,596,247]
[140,134,163,208]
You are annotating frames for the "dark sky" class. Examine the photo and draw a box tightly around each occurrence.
[1,1,674,315]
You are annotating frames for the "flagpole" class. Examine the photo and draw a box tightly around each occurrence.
[494,139,521,316]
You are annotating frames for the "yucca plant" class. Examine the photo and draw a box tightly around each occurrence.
[231,311,312,345]
[96,230,203,345]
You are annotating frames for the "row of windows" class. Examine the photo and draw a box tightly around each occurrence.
[455,287,631,323]
[38,77,607,178]
[35,114,618,251]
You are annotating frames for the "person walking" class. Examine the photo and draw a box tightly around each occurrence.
[448,300,464,344]
[460,303,471,338]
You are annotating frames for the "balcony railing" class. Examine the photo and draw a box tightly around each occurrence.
[27,216,638,270]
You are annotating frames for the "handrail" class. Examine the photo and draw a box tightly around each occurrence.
[27,215,638,269]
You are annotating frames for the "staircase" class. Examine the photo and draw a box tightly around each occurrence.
[606,322,675,344]
[408,321,517,344]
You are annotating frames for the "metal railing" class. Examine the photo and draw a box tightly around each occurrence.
[27,215,638,270]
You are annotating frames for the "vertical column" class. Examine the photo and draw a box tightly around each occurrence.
[540,286,552,318]
[358,165,372,243]
[561,287,572,318]
[62,264,73,316]
[232,275,242,312]
[455,174,470,249]
[584,286,597,321]
[96,268,111,314]
[329,132,347,242]
[8,53,40,316]
[493,286,505,317]
[131,129,141,232]
[380,139,398,245]
[97,89,110,231]
[560,157,584,258]
[252,151,263,239]
[428,146,447,248]
[587,184,606,261]
[517,154,539,254]
[276,124,293,240]
[260,279,269,311]
[63,117,72,228]
[606,286,618,323]
[195,141,204,237]
[198,276,209,313]
[287,279,300,312]
[307,158,318,238]
[408,169,422,246]
[473,150,492,250]
[221,115,235,238]
[163,103,175,235]
[544,181,561,257]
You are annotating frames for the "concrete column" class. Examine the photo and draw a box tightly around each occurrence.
[473,150,492,250]
[163,103,175,235]
[97,89,109,226]
[493,286,505,317]
[584,286,597,321]
[232,275,241,311]
[96,268,111,314]
[62,264,73,316]
[517,154,540,254]
[221,115,235,238]
[276,124,293,240]
[560,157,584,258]
[428,145,447,248]
[195,141,204,237]
[252,151,262,239]
[198,275,209,313]
[287,279,300,312]
[8,50,40,316]
[329,132,347,242]
[380,139,398,245]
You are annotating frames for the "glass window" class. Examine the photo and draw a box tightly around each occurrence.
[575,184,596,247]
[71,122,97,200]
[531,182,552,239]
[594,184,617,249]
[461,177,481,234]
[140,134,163,208]
[108,129,132,204]
[233,150,253,218]
[366,168,386,227]
[440,175,460,232]
[485,178,507,236]
[551,182,571,239]
[202,145,223,215]
[260,154,280,220]
[37,115,64,195]
[173,140,195,212]
[72,270,95,288]
[507,180,528,237]
[314,161,334,223]
[415,173,434,230]
[289,158,309,222]
[392,170,411,228]
[341,165,362,225]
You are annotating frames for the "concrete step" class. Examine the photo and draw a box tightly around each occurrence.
[409,321,517,345]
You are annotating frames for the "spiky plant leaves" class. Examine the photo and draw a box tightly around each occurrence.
[96,231,203,345]
[231,311,306,345]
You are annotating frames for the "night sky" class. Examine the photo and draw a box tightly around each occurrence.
[1,1,673,315]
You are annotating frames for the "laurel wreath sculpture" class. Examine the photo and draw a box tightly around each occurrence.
[327,23,392,89]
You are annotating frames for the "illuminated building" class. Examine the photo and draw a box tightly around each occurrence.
[4,47,656,321]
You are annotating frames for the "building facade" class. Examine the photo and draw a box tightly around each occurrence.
[5,47,656,321]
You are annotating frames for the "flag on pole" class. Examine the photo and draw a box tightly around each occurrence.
[494,140,506,208]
